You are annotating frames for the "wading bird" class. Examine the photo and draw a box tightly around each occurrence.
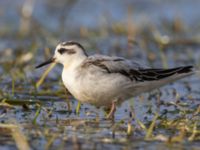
[36,41,195,119]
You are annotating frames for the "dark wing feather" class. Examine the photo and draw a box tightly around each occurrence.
[82,55,193,82]
[130,66,193,81]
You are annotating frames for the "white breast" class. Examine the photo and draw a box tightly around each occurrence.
[62,68,94,103]
[62,69,79,98]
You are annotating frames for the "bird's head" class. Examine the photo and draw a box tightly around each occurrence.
[36,41,88,68]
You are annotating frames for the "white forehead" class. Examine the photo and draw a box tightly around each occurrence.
[56,44,79,51]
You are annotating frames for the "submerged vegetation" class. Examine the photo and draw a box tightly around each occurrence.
[0,0,200,149]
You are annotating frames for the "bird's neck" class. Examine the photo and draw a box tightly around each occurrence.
[63,54,87,71]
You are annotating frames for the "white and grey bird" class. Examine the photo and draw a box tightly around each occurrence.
[36,41,195,118]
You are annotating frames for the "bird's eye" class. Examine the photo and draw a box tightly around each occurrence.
[58,48,67,54]
[58,48,76,55]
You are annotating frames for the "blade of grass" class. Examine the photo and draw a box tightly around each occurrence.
[159,48,168,69]
[145,113,159,140]
[64,87,71,112]
[188,122,197,141]
[11,126,31,150]
[75,101,81,115]
[36,63,56,88]
[0,124,30,150]
[136,119,147,131]
[127,121,133,136]
[0,99,14,109]
[3,99,41,106]
[12,75,15,96]
[169,127,186,142]
[32,104,42,125]
[45,134,58,150]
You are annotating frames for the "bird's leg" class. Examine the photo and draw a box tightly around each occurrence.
[64,88,72,113]
[106,101,116,119]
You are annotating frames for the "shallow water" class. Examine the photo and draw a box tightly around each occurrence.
[0,0,200,149]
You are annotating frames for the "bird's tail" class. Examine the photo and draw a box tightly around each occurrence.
[131,66,195,96]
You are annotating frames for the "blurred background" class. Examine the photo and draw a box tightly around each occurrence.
[0,1,200,149]
[1,0,200,80]
[0,0,200,70]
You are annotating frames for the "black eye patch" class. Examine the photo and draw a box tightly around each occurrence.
[58,48,67,54]
[58,48,76,55]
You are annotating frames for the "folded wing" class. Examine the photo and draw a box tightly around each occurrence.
[82,55,194,82]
